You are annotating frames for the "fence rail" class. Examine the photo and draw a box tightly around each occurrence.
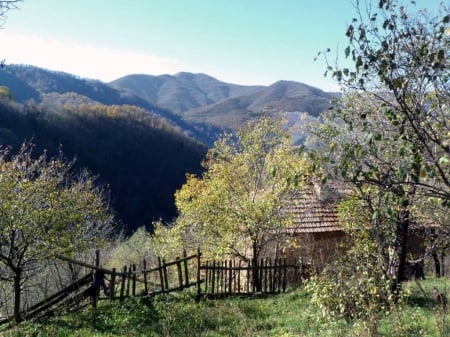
[0,249,301,325]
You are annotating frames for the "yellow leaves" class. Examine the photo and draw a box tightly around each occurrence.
[164,115,313,260]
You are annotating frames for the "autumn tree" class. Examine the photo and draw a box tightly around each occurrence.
[307,0,450,318]
[0,143,115,322]
[162,115,309,291]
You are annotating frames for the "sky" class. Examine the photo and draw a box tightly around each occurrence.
[0,0,445,92]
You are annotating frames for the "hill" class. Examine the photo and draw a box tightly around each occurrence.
[0,65,338,145]
[0,96,206,233]
[0,65,214,145]
[110,72,263,115]
[111,73,337,140]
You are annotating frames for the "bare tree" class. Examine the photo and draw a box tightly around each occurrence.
[0,0,21,27]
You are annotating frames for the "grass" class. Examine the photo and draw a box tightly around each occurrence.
[2,277,450,337]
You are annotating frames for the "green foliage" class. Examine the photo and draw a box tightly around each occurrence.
[321,0,450,203]
[308,0,450,301]
[0,142,115,320]
[307,198,393,325]
[307,242,392,322]
[157,115,310,260]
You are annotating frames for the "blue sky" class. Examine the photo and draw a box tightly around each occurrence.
[0,0,445,91]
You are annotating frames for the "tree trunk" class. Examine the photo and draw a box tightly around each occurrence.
[432,250,442,277]
[252,242,262,292]
[389,210,410,294]
[13,268,22,323]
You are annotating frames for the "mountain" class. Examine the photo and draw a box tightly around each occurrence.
[0,65,214,144]
[110,72,263,115]
[111,73,337,138]
[0,65,338,144]
[183,80,333,130]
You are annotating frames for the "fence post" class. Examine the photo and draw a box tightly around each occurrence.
[211,261,216,294]
[132,264,137,296]
[126,265,132,296]
[158,257,165,293]
[278,258,282,293]
[120,266,127,301]
[183,250,189,287]
[92,250,100,308]
[162,259,169,292]
[110,268,116,301]
[237,260,241,294]
[143,258,148,296]
[228,260,232,294]
[247,261,251,293]
[196,248,201,299]
[176,257,183,290]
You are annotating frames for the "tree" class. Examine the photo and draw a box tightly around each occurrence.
[0,143,115,322]
[308,93,425,291]
[324,0,449,203]
[164,115,309,291]
[0,0,20,25]
[311,0,449,294]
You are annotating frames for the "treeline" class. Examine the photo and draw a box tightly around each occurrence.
[0,94,206,233]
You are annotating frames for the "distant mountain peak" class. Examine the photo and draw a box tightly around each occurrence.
[174,71,212,79]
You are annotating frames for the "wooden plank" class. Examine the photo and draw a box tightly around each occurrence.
[110,268,116,301]
[196,248,201,298]
[158,257,165,293]
[176,258,183,290]
[163,259,169,292]
[126,265,132,296]
[183,250,190,287]
[132,264,137,296]
[228,260,232,294]
[23,273,93,320]
[237,260,241,294]
[120,266,127,301]
[143,259,148,296]
[211,261,216,294]
[56,254,118,276]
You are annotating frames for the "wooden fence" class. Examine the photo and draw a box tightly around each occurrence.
[201,258,294,296]
[0,249,301,324]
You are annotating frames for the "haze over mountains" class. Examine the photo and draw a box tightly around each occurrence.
[0,64,338,232]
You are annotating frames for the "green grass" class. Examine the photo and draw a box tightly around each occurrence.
[2,278,450,337]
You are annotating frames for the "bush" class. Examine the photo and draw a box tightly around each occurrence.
[306,237,393,323]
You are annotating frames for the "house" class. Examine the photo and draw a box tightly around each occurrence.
[265,182,429,279]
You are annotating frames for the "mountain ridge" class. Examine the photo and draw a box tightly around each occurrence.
[0,64,338,144]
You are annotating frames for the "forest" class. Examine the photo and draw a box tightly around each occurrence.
[0,94,206,233]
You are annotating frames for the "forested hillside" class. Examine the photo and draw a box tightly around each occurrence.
[0,65,216,145]
[0,95,206,233]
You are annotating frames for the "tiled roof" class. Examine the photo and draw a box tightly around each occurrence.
[284,184,343,233]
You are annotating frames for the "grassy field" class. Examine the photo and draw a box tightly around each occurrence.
[2,277,450,337]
